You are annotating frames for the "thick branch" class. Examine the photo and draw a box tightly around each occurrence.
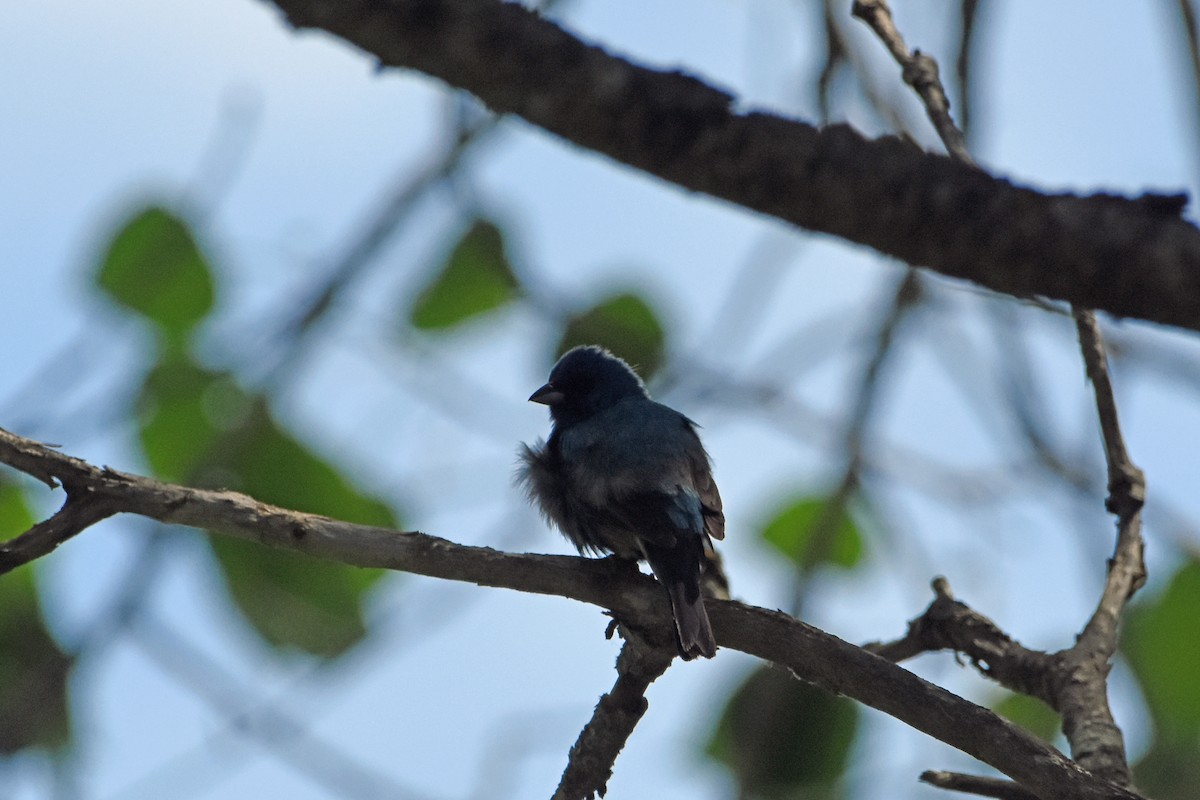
[0,427,1145,800]
[553,632,675,800]
[258,0,1200,334]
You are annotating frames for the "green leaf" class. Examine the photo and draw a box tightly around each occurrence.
[209,536,380,658]
[209,401,395,526]
[0,481,73,754]
[0,478,36,543]
[201,404,394,656]
[96,205,215,342]
[410,219,519,329]
[707,665,858,799]
[991,692,1060,742]
[556,292,666,379]
[1133,735,1200,800]
[138,357,248,482]
[759,494,864,572]
[137,355,395,657]
[1125,559,1200,740]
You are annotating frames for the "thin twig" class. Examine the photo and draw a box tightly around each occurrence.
[1054,311,1146,786]
[851,0,972,162]
[865,577,1056,703]
[818,0,912,135]
[1174,0,1200,188]
[922,769,1039,800]
[1072,312,1146,524]
[955,0,982,139]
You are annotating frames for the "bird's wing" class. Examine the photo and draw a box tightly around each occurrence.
[686,427,725,541]
[555,400,722,547]
[602,487,705,548]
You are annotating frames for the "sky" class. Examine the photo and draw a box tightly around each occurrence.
[4,1,1200,799]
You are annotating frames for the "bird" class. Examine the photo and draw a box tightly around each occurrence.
[518,345,725,659]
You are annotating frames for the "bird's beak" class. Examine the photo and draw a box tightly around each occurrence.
[529,382,564,406]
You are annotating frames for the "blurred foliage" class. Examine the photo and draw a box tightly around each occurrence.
[401,212,668,383]
[1126,559,1200,739]
[1127,558,1200,798]
[556,291,667,380]
[410,218,519,329]
[759,494,865,572]
[708,665,858,800]
[138,356,245,483]
[210,536,383,657]
[0,481,73,755]
[139,366,394,656]
[97,206,215,348]
[991,692,1060,744]
[96,203,395,659]
[702,492,865,794]
[1132,735,1200,800]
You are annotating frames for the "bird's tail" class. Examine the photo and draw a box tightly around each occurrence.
[665,580,716,660]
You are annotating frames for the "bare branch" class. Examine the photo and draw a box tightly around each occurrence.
[922,770,1039,800]
[258,0,1200,334]
[1052,310,1147,786]
[0,427,1145,800]
[851,0,972,161]
[850,5,1147,786]
[553,631,675,800]
[865,577,1056,706]
[1073,312,1146,526]
[0,488,115,572]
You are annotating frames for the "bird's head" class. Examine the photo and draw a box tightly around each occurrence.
[529,345,648,426]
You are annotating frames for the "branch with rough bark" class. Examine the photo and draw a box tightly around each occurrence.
[554,631,675,800]
[0,427,1143,800]
[256,0,1200,334]
[851,4,1148,793]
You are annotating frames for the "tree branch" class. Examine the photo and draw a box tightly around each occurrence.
[851,0,971,161]
[0,427,1145,800]
[553,631,675,800]
[257,0,1200,334]
[1054,310,1147,786]
[865,575,1144,792]
[864,577,1057,705]
[851,4,1147,786]
[922,769,1040,800]
[0,488,116,572]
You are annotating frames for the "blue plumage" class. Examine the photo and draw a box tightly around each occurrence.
[518,346,725,659]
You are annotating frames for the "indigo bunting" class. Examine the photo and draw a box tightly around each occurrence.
[519,346,725,659]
